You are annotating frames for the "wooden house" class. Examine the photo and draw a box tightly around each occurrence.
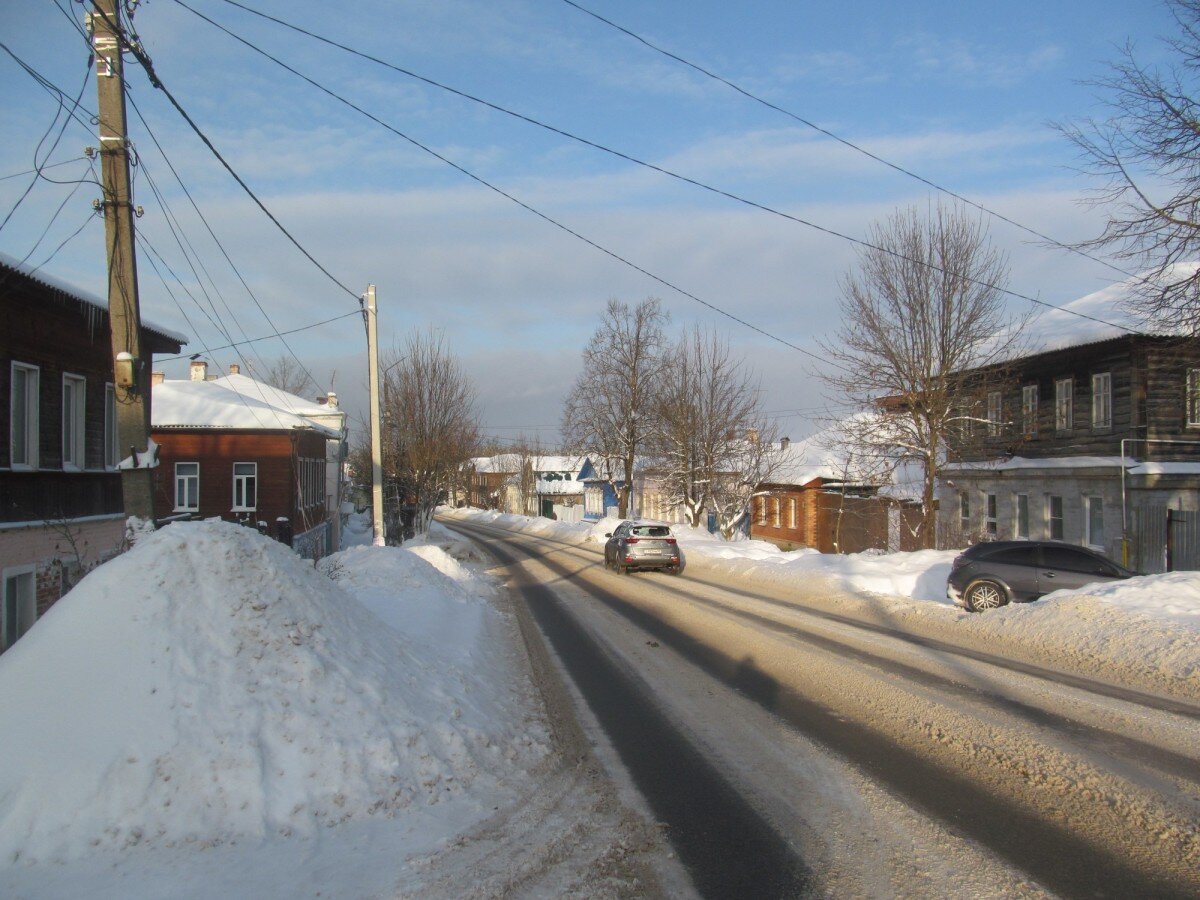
[938,277,1200,571]
[1,255,185,651]
[751,434,922,554]
[150,362,336,558]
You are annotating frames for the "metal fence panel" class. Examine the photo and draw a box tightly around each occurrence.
[1130,506,1200,573]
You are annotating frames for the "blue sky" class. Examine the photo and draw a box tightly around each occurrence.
[0,0,1179,444]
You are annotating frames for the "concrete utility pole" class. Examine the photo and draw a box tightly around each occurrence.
[89,0,155,521]
[365,285,386,546]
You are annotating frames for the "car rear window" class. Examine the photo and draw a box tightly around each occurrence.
[633,526,671,537]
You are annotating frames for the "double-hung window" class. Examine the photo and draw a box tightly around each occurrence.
[1015,494,1030,539]
[1021,385,1038,437]
[10,362,39,469]
[1091,372,1112,429]
[987,391,1003,436]
[985,493,998,536]
[1055,378,1074,432]
[104,384,118,469]
[959,493,970,534]
[1085,496,1105,548]
[62,373,85,470]
[175,462,199,511]
[233,462,257,511]
[1188,368,1200,427]
[1047,495,1064,540]
[2,566,37,651]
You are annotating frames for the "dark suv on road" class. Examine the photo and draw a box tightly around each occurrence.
[947,540,1135,612]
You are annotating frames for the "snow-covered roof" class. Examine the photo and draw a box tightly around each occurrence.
[767,424,885,486]
[991,263,1199,362]
[1127,461,1200,476]
[535,477,584,495]
[152,379,339,435]
[944,455,1127,473]
[471,454,522,474]
[531,455,586,474]
[212,373,333,417]
[0,251,189,347]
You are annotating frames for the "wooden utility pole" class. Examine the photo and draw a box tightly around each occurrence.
[365,285,386,546]
[89,0,155,521]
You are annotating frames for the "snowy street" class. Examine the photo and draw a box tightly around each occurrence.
[443,509,1200,897]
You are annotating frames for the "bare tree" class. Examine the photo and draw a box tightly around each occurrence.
[1059,0,1200,333]
[259,355,315,397]
[381,330,480,538]
[649,327,779,535]
[562,298,668,518]
[819,203,1023,548]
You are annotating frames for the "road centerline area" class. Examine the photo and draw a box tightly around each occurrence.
[446,518,1200,898]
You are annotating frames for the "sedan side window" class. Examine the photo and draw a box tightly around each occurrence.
[1042,546,1103,573]
[988,547,1040,566]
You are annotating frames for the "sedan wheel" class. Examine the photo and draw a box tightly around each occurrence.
[965,579,1008,612]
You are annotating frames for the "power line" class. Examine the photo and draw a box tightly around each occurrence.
[556,0,1148,288]
[87,4,361,304]
[187,0,1137,337]
[155,310,362,362]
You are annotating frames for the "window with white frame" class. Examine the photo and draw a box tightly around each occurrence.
[987,391,1003,436]
[62,373,85,470]
[985,493,998,536]
[3,565,37,651]
[1085,496,1105,548]
[787,497,797,529]
[1047,495,1064,540]
[9,362,39,469]
[175,462,199,511]
[1091,372,1112,429]
[1055,378,1074,432]
[959,493,970,533]
[1188,368,1200,427]
[104,383,118,469]
[1015,494,1030,539]
[770,496,781,527]
[1021,385,1038,437]
[233,462,257,511]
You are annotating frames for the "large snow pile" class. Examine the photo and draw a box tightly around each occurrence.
[0,519,546,866]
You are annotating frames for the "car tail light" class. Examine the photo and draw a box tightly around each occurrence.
[625,537,639,544]
[664,537,677,544]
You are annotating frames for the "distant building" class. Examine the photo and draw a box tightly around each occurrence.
[151,361,339,558]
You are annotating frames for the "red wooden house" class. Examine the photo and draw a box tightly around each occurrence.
[150,362,336,558]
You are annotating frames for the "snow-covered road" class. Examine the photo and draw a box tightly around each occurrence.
[445,514,1200,897]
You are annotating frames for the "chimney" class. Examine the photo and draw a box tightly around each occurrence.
[152,371,165,386]
[229,363,240,375]
[780,436,790,451]
[189,359,208,381]
[325,391,338,409]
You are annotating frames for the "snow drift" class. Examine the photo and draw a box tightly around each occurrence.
[0,519,544,865]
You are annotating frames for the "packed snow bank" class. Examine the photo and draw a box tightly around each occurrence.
[439,507,1200,698]
[0,519,547,866]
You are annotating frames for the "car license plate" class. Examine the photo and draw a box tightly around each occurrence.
[645,548,660,554]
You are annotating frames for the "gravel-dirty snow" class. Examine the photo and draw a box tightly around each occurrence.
[442,507,1200,698]
[0,515,650,898]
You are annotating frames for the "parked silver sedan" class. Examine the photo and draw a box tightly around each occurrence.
[603,520,682,575]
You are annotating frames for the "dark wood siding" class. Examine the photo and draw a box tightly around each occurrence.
[954,336,1200,462]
